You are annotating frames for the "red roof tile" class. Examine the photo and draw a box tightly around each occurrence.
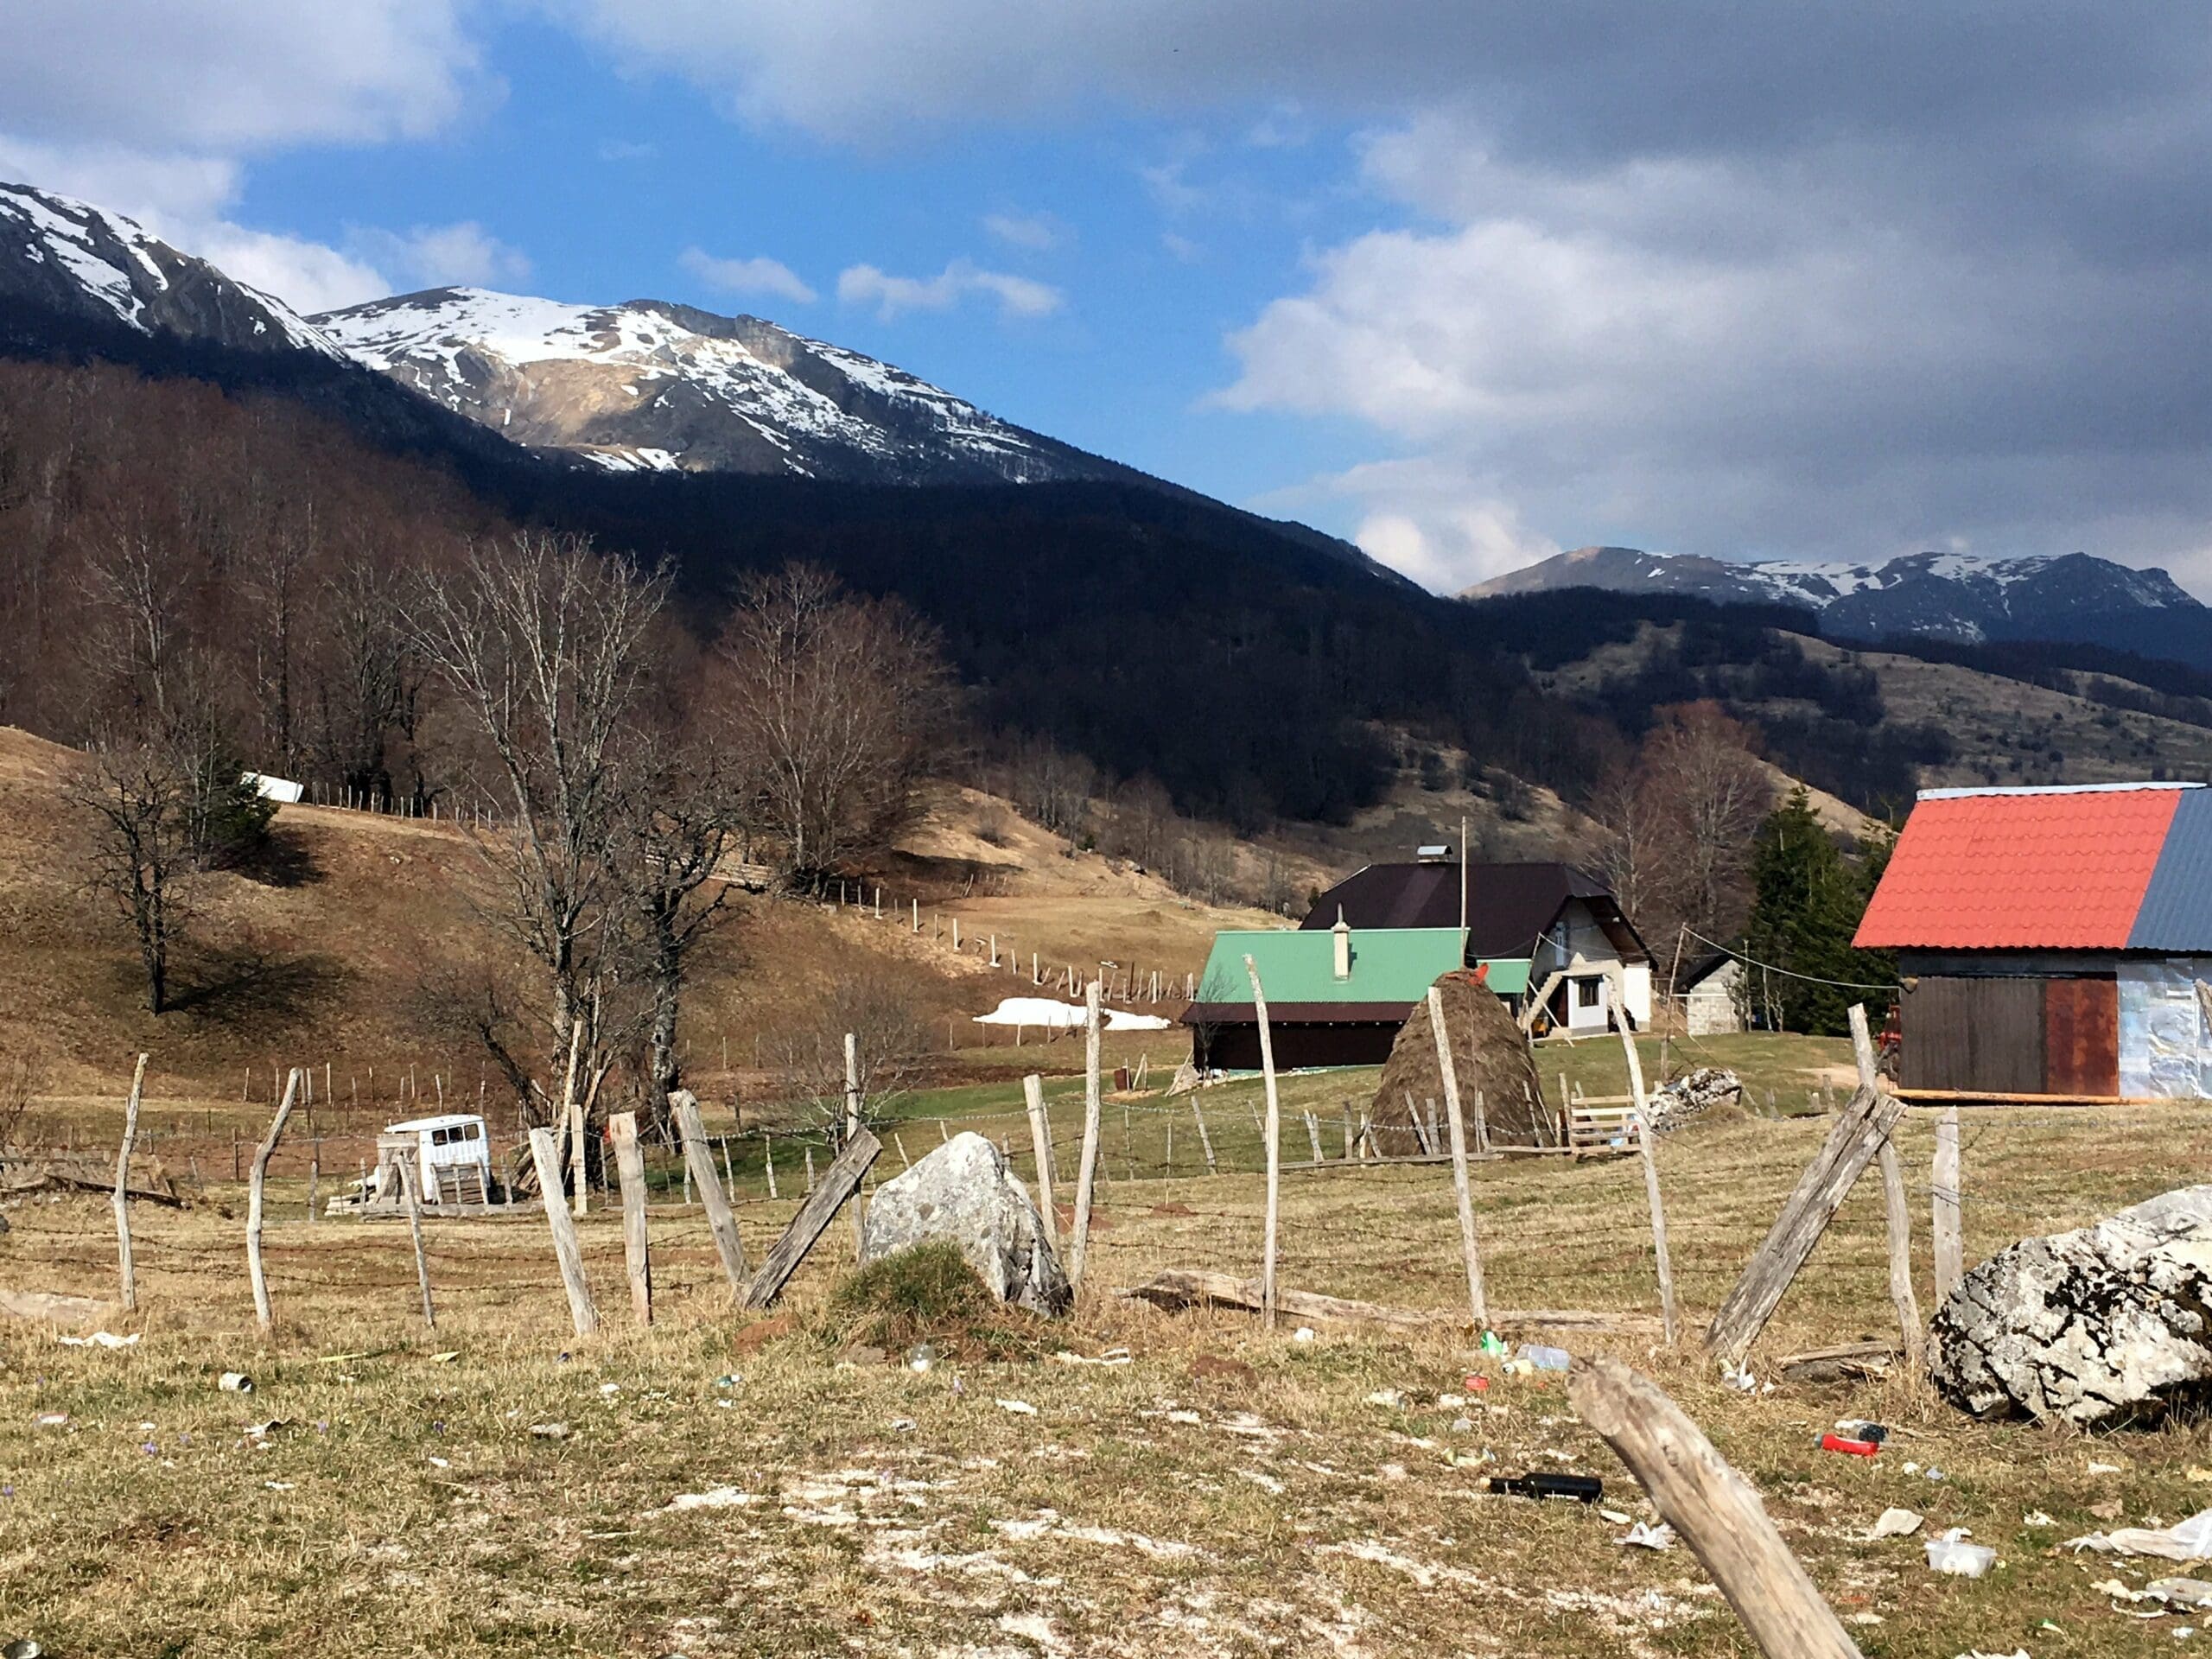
[1853,787,2183,950]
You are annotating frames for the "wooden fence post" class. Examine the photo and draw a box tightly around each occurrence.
[113,1053,147,1313]
[1571,1357,1864,1659]
[1068,981,1106,1288]
[1852,1004,1922,1370]
[1192,1103,1217,1173]
[610,1110,652,1326]
[742,1130,882,1309]
[1023,1074,1060,1254]
[764,1134,779,1200]
[246,1069,302,1332]
[527,1128,599,1337]
[1618,1025,1678,1344]
[1933,1106,1963,1302]
[1302,1109,1324,1164]
[843,1032,866,1260]
[396,1154,435,1330]
[673,1090,748,1296]
[1427,987,1489,1330]
[560,1018,586,1218]
[1246,956,1283,1331]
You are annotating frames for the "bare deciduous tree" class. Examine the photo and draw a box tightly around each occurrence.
[408,531,667,1111]
[717,564,954,883]
[67,743,195,1014]
[778,968,932,1145]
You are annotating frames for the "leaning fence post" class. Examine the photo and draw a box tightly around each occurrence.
[113,1053,147,1313]
[1933,1106,1963,1302]
[1023,1074,1060,1254]
[1618,1023,1678,1344]
[1246,955,1283,1331]
[1192,1103,1217,1173]
[1851,1004,1922,1370]
[1427,987,1490,1330]
[396,1153,435,1330]
[674,1090,748,1296]
[527,1128,598,1337]
[246,1069,302,1332]
[843,1032,866,1261]
[1571,1357,1864,1658]
[610,1109,652,1326]
[1068,981,1106,1288]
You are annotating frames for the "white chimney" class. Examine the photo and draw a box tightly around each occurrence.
[1332,907,1351,981]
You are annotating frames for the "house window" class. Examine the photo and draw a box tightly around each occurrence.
[1571,976,1603,1013]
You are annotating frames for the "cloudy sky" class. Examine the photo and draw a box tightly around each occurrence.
[7,3,2212,598]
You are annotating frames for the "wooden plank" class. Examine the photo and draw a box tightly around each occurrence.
[396,1150,435,1330]
[527,1128,599,1337]
[1022,1074,1059,1255]
[673,1090,748,1296]
[1427,985,1489,1330]
[1248,956,1283,1331]
[246,1069,302,1332]
[1932,1106,1963,1303]
[1704,1080,1905,1365]
[1618,1025,1677,1344]
[1068,981,1105,1288]
[1571,1357,1865,1659]
[741,1129,881,1310]
[1116,1268,1663,1335]
[1851,1004,1923,1372]
[610,1109,652,1327]
[1894,1087,2139,1105]
[113,1053,146,1313]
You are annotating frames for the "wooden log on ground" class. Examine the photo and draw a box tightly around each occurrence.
[113,1053,146,1313]
[1776,1340,1895,1383]
[610,1109,652,1326]
[1851,1004,1923,1372]
[1704,1080,1905,1365]
[741,1129,881,1310]
[1116,1268,1662,1334]
[1570,1355,1863,1659]
[527,1127,599,1337]
[673,1090,747,1295]
[1932,1105,1963,1303]
[246,1069,302,1331]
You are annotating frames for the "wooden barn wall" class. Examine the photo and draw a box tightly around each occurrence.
[1900,976,2046,1093]
[1198,1024,1400,1072]
[2044,976,2120,1096]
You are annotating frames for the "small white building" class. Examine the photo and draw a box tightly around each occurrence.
[374,1114,493,1206]
[1678,953,1747,1035]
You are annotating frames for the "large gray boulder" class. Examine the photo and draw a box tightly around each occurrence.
[861,1132,1071,1316]
[1930,1185,2212,1424]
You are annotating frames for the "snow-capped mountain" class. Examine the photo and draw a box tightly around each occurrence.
[0,181,336,356]
[1465,544,2204,649]
[310,287,1111,484]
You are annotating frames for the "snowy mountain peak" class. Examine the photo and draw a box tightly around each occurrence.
[311,285,1105,484]
[0,181,336,356]
[1465,544,2205,652]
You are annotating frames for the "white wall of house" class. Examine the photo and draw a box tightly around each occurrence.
[1532,899,1653,1029]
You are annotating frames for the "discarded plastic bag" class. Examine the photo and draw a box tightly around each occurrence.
[2064,1507,2212,1561]
[1618,1521,1674,1550]
[57,1331,137,1350]
[2148,1578,2212,1608]
[1926,1529,1995,1578]
[1870,1507,1924,1539]
[1519,1344,1571,1372]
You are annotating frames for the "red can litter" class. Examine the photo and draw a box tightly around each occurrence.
[1819,1432,1880,1458]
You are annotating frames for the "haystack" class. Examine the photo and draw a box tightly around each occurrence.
[1368,969,1548,1152]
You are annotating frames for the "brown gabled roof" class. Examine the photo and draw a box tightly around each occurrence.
[1300,861,1649,963]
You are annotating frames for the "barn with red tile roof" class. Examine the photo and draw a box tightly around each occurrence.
[1855,782,2212,1099]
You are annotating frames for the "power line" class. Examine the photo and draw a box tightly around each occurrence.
[1678,926,1897,993]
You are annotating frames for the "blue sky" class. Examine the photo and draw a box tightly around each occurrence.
[6,3,2212,600]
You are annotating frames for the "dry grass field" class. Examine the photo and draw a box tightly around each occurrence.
[5,1048,2211,1658]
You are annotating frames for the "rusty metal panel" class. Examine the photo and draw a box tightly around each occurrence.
[2044,976,2120,1096]
[1900,976,2046,1094]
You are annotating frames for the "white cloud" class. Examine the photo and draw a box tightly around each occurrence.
[349,221,532,293]
[1255,456,1561,592]
[836,258,1063,321]
[982,211,1063,251]
[679,246,817,306]
[0,0,482,155]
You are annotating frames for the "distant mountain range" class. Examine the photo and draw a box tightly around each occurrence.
[1467,544,2209,667]
[0,181,1119,486]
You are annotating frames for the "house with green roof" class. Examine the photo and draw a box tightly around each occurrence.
[1179,917,1532,1071]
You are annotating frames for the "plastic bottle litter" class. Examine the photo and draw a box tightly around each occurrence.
[218,1372,254,1394]
[908,1343,938,1374]
[1478,1332,1509,1357]
[1925,1529,1996,1578]
[1520,1344,1571,1372]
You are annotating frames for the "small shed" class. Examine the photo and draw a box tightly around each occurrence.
[1853,782,2212,1100]
[342,1113,495,1213]
[1679,953,1746,1035]
[1180,920,1529,1071]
